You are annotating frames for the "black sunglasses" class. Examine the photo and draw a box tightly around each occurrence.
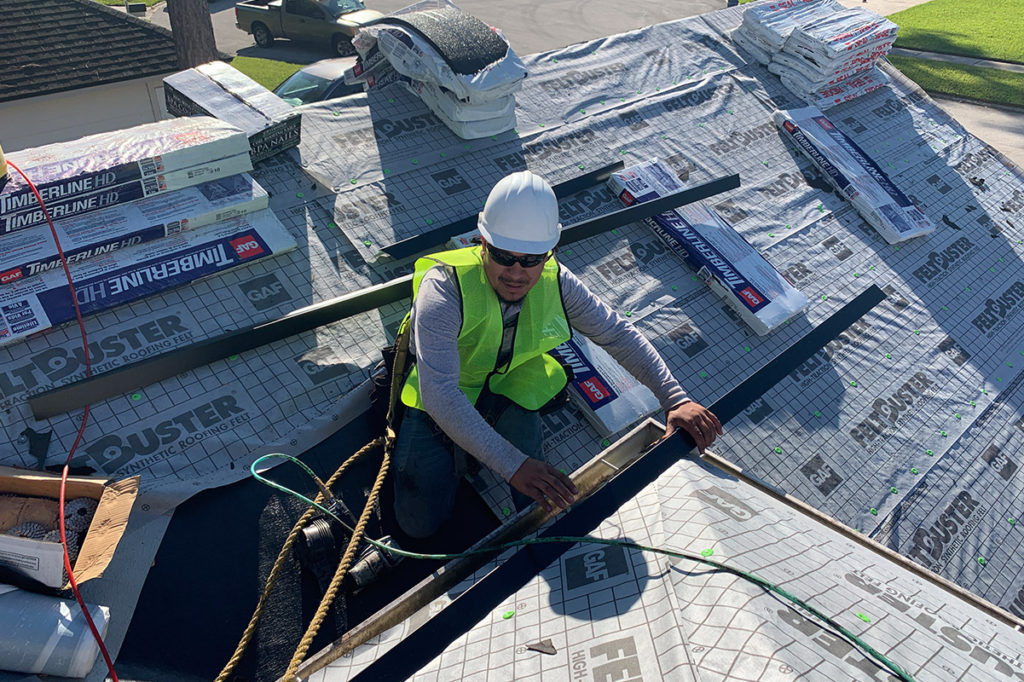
[485,243,550,268]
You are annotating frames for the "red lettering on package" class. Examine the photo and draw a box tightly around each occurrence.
[231,236,264,258]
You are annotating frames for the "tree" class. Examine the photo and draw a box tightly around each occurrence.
[167,0,220,69]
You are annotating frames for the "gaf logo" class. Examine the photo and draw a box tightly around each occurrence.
[564,546,629,589]
[667,321,708,358]
[982,444,1019,481]
[618,109,648,131]
[238,274,291,311]
[821,235,853,261]
[230,236,264,258]
[0,268,23,284]
[430,169,470,195]
[739,286,764,309]
[295,347,353,386]
[938,336,970,366]
[742,398,774,425]
[800,454,843,496]
[580,377,612,405]
[693,486,756,521]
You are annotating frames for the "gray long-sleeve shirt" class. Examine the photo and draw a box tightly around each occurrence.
[409,262,689,481]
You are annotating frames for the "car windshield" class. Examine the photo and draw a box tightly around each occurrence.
[274,71,333,106]
[321,0,365,17]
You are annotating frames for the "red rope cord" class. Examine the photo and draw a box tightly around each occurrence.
[6,161,118,681]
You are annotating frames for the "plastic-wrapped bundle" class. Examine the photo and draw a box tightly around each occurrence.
[768,42,891,88]
[355,2,526,105]
[782,65,889,109]
[738,0,839,53]
[784,7,898,63]
[404,79,515,122]
[730,27,772,65]
[774,106,935,244]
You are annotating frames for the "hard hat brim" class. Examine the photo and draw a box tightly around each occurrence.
[478,214,560,255]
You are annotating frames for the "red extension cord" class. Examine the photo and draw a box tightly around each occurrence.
[7,161,119,681]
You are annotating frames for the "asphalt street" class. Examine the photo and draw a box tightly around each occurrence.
[147,0,1023,167]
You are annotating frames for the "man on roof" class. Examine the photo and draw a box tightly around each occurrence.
[393,170,721,539]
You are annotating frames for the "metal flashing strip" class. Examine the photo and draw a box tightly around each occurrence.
[28,175,738,420]
[381,161,626,260]
[344,285,886,682]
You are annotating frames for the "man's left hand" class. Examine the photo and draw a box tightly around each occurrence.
[664,401,722,452]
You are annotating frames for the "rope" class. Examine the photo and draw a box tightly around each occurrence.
[282,447,392,681]
[214,437,384,682]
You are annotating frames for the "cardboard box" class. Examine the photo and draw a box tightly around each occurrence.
[0,209,298,347]
[0,173,269,287]
[1,117,251,235]
[0,466,139,589]
[164,61,302,164]
[608,159,809,335]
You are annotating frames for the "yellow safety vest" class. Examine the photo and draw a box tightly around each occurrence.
[400,246,571,411]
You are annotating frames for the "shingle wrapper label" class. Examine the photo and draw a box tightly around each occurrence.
[163,61,302,164]
[549,335,660,437]
[0,117,251,234]
[0,210,295,347]
[608,159,809,335]
[774,106,935,243]
[0,174,268,287]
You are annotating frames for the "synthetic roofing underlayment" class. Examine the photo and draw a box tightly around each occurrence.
[1,3,1023,680]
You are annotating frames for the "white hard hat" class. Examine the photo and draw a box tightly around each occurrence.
[478,171,561,254]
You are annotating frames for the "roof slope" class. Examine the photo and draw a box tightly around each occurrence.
[0,0,178,103]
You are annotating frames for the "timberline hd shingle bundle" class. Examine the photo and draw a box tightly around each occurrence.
[0,117,252,235]
[350,0,524,138]
[163,61,302,164]
[608,159,809,335]
[0,174,268,287]
[0,210,296,347]
[732,0,897,108]
[774,106,935,244]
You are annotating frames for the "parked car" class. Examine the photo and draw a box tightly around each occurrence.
[273,57,363,105]
[235,0,383,56]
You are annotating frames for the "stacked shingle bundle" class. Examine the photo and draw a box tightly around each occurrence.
[0,117,295,347]
[347,0,525,138]
[733,0,897,109]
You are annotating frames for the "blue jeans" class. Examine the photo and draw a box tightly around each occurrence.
[392,403,543,538]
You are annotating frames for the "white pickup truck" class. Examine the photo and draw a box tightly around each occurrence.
[234,0,383,56]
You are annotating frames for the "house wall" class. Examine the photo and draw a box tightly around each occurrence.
[0,75,170,153]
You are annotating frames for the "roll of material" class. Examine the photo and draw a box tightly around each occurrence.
[0,584,110,678]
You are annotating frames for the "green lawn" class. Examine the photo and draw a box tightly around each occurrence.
[229,56,305,91]
[890,0,1024,64]
[888,55,1024,108]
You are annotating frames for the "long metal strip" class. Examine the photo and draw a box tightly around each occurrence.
[29,174,739,419]
[343,284,887,682]
[381,161,626,260]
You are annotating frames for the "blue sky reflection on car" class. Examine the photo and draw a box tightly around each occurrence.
[272,56,363,105]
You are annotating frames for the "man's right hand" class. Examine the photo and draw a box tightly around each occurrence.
[510,458,578,512]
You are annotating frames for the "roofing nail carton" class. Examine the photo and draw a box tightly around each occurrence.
[608,159,809,335]
[163,60,301,164]
[0,209,296,348]
[0,465,139,589]
[0,173,268,287]
[1,117,251,235]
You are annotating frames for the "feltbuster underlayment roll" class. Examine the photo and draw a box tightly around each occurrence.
[0,173,268,287]
[0,117,251,234]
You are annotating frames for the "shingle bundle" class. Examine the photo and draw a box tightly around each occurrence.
[732,0,897,108]
[347,0,525,138]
